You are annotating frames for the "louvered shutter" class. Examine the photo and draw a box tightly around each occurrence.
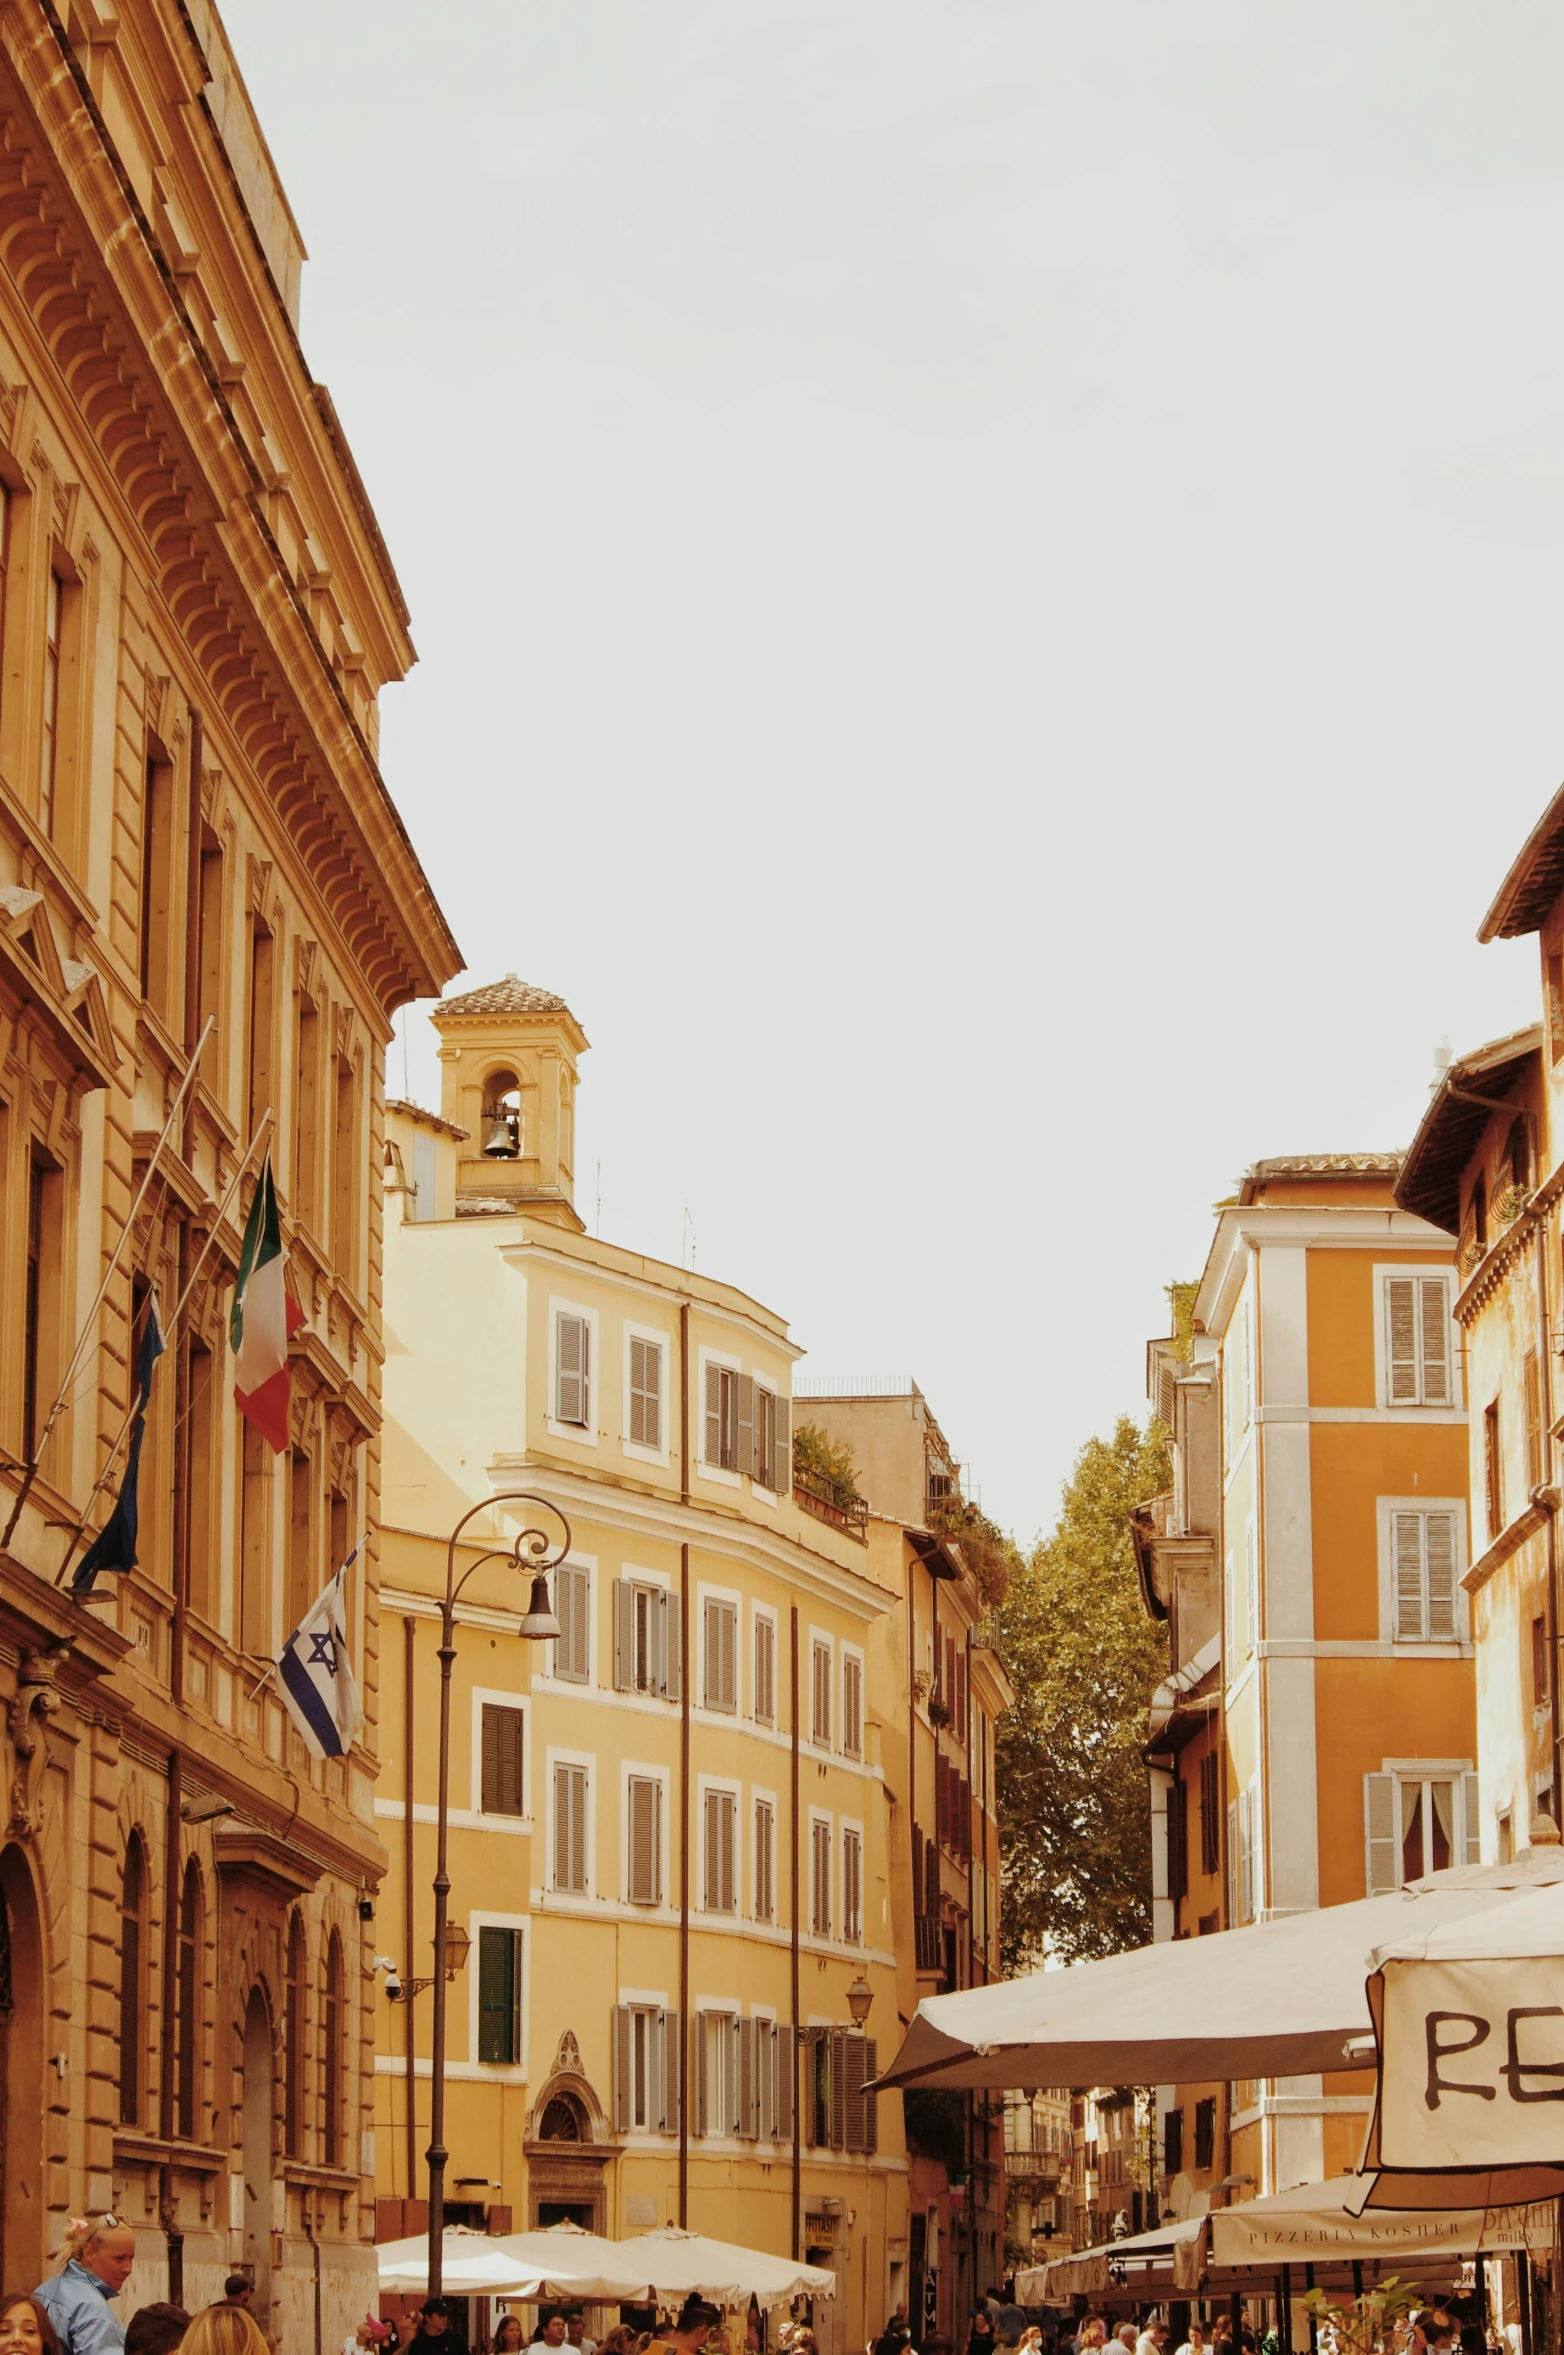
[1365,1772,1399,1894]
[721,1793,735,1912]
[935,1757,948,1850]
[1224,1550,1235,1670]
[954,1647,965,1736]
[830,2026,848,2150]
[753,1387,776,1489]
[960,1776,972,1862]
[1225,1799,1238,1924]
[738,2017,759,2139]
[704,1363,722,1465]
[1157,1364,1176,1430]
[844,2033,877,2152]
[911,1824,924,1911]
[721,1603,736,1710]
[756,1615,774,1723]
[557,1314,589,1425]
[571,1766,587,1891]
[774,1393,790,1496]
[1421,1279,1451,1406]
[660,2011,681,2134]
[630,1337,661,1450]
[1462,1772,1482,1865]
[1386,1278,1419,1405]
[695,2016,708,2136]
[664,1588,682,1701]
[481,1703,500,1811]
[843,1656,862,1757]
[556,1564,589,1682]
[629,1776,660,1905]
[477,1927,517,2064]
[755,1798,773,1920]
[737,1375,755,1476]
[704,1791,719,1912]
[704,1600,720,1708]
[1393,1512,1427,1641]
[613,2004,633,2130]
[1425,1513,1458,1640]
[776,2023,795,2143]
[613,1579,634,1691]
[1239,1787,1255,1922]
[924,1836,940,1918]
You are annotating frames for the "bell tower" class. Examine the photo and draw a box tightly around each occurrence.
[433,975,589,1229]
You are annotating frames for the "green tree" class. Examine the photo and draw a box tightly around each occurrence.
[996,1414,1170,1969]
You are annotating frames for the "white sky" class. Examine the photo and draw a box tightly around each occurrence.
[222,0,1564,1543]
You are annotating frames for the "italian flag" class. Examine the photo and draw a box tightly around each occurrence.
[231,1152,305,1452]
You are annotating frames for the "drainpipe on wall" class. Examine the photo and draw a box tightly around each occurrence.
[302,2192,323,2355]
[791,1605,801,2264]
[1530,1207,1563,1822]
[679,1301,691,2229]
[404,1613,418,2207]
[160,1747,183,2305]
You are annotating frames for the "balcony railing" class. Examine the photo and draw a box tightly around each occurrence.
[794,1466,869,1541]
[913,1915,944,1971]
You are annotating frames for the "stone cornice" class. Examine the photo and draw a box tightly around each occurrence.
[0,11,458,1014]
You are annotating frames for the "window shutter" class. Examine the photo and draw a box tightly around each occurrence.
[775,1393,791,1497]
[704,1600,720,1709]
[830,2026,848,2150]
[1425,1513,1458,1641]
[704,1363,722,1465]
[557,1313,589,1426]
[844,2032,877,2153]
[1225,1799,1238,1925]
[613,1579,634,1692]
[912,1823,924,1910]
[753,1387,776,1489]
[721,1792,735,1912]
[1224,1550,1235,1671]
[738,2016,759,2139]
[756,1616,775,1723]
[1421,1278,1451,1406]
[954,1647,965,1737]
[1386,1278,1420,1405]
[776,2023,795,2143]
[477,1926,517,2065]
[481,1703,500,1811]
[721,1602,736,1710]
[960,1776,972,1862]
[570,1768,588,1890]
[629,1776,660,1905]
[1365,1772,1399,1894]
[556,1565,589,1682]
[756,1799,773,1921]
[844,1656,862,1758]
[1462,1771,1482,1865]
[613,2004,633,2130]
[737,1375,755,1476]
[935,1757,948,1850]
[925,1835,940,1919]
[695,2016,709,2137]
[664,1588,682,1701]
[704,1790,719,1912]
[1393,1512,1427,1641]
[1244,1521,1259,1653]
[659,2010,681,2135]
[630,1337,662,1451]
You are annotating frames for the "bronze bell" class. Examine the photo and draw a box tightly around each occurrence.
[482,1110,517,1159]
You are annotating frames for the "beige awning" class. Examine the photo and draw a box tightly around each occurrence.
[1209,2176,1557,2263]
[874,1851,1564,2093]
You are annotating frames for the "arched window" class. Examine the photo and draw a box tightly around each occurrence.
[539,2092,587,2141]
[285,1912,307,2158]
[323,1930,343,2166]
[175,1860,202,2142]
[118,1837,146,2126]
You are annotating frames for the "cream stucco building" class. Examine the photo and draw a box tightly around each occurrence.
[376,981,910,2353]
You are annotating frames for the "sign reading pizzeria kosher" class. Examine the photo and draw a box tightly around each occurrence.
[1376,1957,1564,2167]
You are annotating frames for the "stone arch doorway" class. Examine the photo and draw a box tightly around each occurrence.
[0,1844,46,2291]
[241,1987,274,2310]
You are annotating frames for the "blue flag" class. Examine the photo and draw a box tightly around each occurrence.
[74,1298,166,1596]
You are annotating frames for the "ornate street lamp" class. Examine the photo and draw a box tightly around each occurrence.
[426,1493,571,2299]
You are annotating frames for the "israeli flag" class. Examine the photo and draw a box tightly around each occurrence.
[278,1555,364,1761]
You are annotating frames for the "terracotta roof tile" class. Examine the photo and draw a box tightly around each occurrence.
[438,974,570,1019]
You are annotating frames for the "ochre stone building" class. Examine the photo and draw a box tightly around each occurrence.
[0,0,455,2337]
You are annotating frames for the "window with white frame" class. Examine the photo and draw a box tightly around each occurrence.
[703,1787,737,1914]
[1226,1784,1258,1924]
[842,1652,863,1760]
[754,1797,775,1922]
[477,1926,523,2064]
[553,1563,591,1683]
[703,1597,738,1712]
[1387,1506,1460,1642]
[552,1762,589,1894]
[612,2001,678,2133]
[811,1640,832,1747]
[703,1364,789,1489]
[613,1578,681,1699]
[697,2010,740,2136]
[629,1335,663,1451]
[555,1311,591,1429]
[627,1774,662,1906]
[754,1611,776,1725]
[1382,1272,1453,1408]
[1365,1768,1480,1892]
[843,1825,863,1944]
[810,1816,831,1937]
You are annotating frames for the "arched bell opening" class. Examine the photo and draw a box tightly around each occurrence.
[481,1069,521,1160]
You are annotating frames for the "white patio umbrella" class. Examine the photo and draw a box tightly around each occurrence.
[874,1847,1564,2094]
[376,2222,651,2300]
[619,2225,837,2309]
[1351,1874,1564,2201]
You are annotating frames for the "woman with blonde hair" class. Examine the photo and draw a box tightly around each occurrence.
[179,2306,271,2355]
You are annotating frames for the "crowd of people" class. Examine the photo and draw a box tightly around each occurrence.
[863,2290,1518,2355]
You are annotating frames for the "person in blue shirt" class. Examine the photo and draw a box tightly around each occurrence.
[34,2215,136,2355]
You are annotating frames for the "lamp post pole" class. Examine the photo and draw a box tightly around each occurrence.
[426,1493,569,2299]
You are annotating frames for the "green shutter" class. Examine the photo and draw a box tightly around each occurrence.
[477,1927,518,2064]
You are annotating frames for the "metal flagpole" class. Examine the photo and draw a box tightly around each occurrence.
[2,1016,216,1553]
[54,1110,272,1588]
